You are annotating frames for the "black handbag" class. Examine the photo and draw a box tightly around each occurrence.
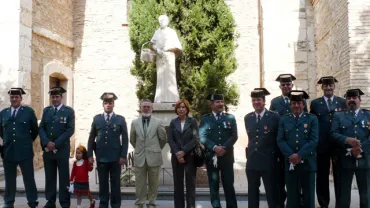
[193,142,206,167]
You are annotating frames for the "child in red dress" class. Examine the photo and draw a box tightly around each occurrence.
[70,145,95,208]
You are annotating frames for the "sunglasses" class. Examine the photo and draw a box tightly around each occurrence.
[280,83,292,87]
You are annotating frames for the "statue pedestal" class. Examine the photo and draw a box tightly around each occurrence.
[152,103,177,169]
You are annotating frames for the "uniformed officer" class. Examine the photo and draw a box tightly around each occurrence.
[245,88,280,208]
[331,89,370,208]
[87,92,128,208]
[277,90,318,208]
[199,94,238,208]
[310,76,346,208]
[0,88,38,208]
[269,74,308,207]
[39,87,75,208]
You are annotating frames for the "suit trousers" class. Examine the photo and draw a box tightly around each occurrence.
[43,148,70,208]
[97,161,121,208]
[3,158,38,208]
[316,153,340,208]
[246,169,278,208]
[206,161,237,208]
[135,161,160,207]
[285,170,315,208]
[338,169,369,208]
[277,155,287,208]
[171,154,196,208]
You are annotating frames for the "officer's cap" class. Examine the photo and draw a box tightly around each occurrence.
[251,88,270,98]
[49,87,66,95]
[317,76,338,85]
[344,89,364,97]
[275,74,296,82]
[289,90,309,101]
[207,94,224,101]
[8,88,26,96]
[100,92,118,102]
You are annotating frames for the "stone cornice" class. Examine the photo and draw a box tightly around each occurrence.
[32,26,74,48]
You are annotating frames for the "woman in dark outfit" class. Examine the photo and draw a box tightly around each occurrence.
[168,99,199,208]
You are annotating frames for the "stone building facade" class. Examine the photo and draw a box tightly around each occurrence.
[0,0,369,169]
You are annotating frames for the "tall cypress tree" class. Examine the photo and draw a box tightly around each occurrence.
[129,0,239,118]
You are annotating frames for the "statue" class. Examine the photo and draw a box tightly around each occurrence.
[151,15,182,103]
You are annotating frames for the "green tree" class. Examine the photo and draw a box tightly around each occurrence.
[129,0,239,118]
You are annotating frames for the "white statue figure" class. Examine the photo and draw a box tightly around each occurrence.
[151,15,182,103]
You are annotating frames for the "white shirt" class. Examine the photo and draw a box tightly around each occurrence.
[104,112,114,121]
[52,103,63,112]
[180,121,185,132]
[352,108,360,117]
[10,106,21,117]
[293,112,304,119]
[212,111,223,120]
[255,109,266,122]
[282,95,290,104]
[76,159,84,166]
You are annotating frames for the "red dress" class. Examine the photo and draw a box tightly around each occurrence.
[70,159,93,196]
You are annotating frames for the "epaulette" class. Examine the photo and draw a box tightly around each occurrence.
[63,105,74,111]
[200,114,212,119]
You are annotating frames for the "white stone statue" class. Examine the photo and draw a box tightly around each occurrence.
[151,15,182,103]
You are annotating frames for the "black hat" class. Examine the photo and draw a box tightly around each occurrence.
[207,94,224,101]
[275,74,296,82]
[344,89,364,97]
[100,92,118,101]
[289,90,309,101]
[8,88,26,96]
[49,87,66,95]
[251,88,270,98]
[317,76,338,85]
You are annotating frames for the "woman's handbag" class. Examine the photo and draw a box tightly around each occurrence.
[193,141,206,167]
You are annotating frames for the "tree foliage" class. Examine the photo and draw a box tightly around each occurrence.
[129,0,239,118]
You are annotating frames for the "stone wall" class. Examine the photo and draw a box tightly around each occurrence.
[348,0,370,108]
[31,0,74,169]
[312,0,350,98]
[73,0,137,151]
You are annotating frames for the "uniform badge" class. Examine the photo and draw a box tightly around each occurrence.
[264,126,268,134]
[367,121,370,126]
[338,108,342,111]
[113,124,117,131]
[223,121,227,129]
[64,117,67,123]
[304,124,308,133]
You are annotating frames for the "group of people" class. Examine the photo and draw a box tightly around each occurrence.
[0,73,369,208]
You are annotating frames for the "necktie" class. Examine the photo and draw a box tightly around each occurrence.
[295,116,299,123]
[12,109,17,119]
[351,111,356,119]
[285,97,290,106]
[143,119,148,137]
[257,114,261,123]
[216,113,221,120]
[328,98,334,111]
[53,107,57,116]
[106,114,110,122]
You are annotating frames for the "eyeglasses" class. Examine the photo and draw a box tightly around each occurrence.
[280,83,291,87]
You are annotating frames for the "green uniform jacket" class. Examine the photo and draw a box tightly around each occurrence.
[310,96,346,154]
[244,110,280,171]
[270,95,308,116]
[39,105,75,150]
[87,113,128,162]
[277,112,318,171]
[330,109,370,169]
[0,106,38,161]
[199,112,238,164]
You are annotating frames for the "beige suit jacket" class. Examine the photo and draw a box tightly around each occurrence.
[130,116,167,167]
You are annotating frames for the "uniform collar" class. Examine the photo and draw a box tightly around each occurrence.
[212,111,223,118]
[104,112,114,119]
[255,109,266,118]
[11,105,21,112]
[53,103,63,111]
[293,112,304,118]
[323,95,335,103]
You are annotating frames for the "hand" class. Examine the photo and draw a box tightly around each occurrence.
[88,157,94,166]
[351,147,362,158]
[176,151,185,159]
[289,153,302,165]
[345,137,361,148]
[47,142,55,151]
[214,146,226,157]
[178,157,185,164]
[119,157,127,166]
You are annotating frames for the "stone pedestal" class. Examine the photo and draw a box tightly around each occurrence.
[152,103,177,168]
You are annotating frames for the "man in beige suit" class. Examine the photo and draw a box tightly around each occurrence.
[130,99,167,208]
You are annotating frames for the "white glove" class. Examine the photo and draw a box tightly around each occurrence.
[68,183,74,193]
[289,160,304,171]
[156,48,163,55]
[346,148,362,158]
[212,155,218,168]
[45,147,58,153]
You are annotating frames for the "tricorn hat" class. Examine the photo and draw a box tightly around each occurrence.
[206,94,224,101]
[317,76,338,85]
[275,74,296,82]
[8,88,26,96]
[344,89,364,97]
[251,88,270,98]
[49,87,66,95]
[289,90,309,101]
[100,92,118,102]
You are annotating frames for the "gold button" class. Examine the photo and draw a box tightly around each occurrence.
[296,141,299,143]
[106,131,108,134]
[52,121,54,123]
[219,132,221,134]
[13,140,15,142]
[218,126,220,128]
[330,120,332,122]
[355,131,357,134]
[50,133,53,135]
[219,144,221,145]
[13,122,15,124]
[256,136,259,138]
[256,142,258,144]
[105,142,107,144]
[51,127,53,129]
[13,134,15,136]
[105,137,107,139]
[255,148,258,150]
[256,130,259,132]
[355,125,357,127]
[330,114,332,116]
[296,147,299,150]
[296,129,298,131]
[296,135,298,137]
[13,128,15,130]
[219,138,221,140]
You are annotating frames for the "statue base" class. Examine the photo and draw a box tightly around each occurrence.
[152,103,177,169]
